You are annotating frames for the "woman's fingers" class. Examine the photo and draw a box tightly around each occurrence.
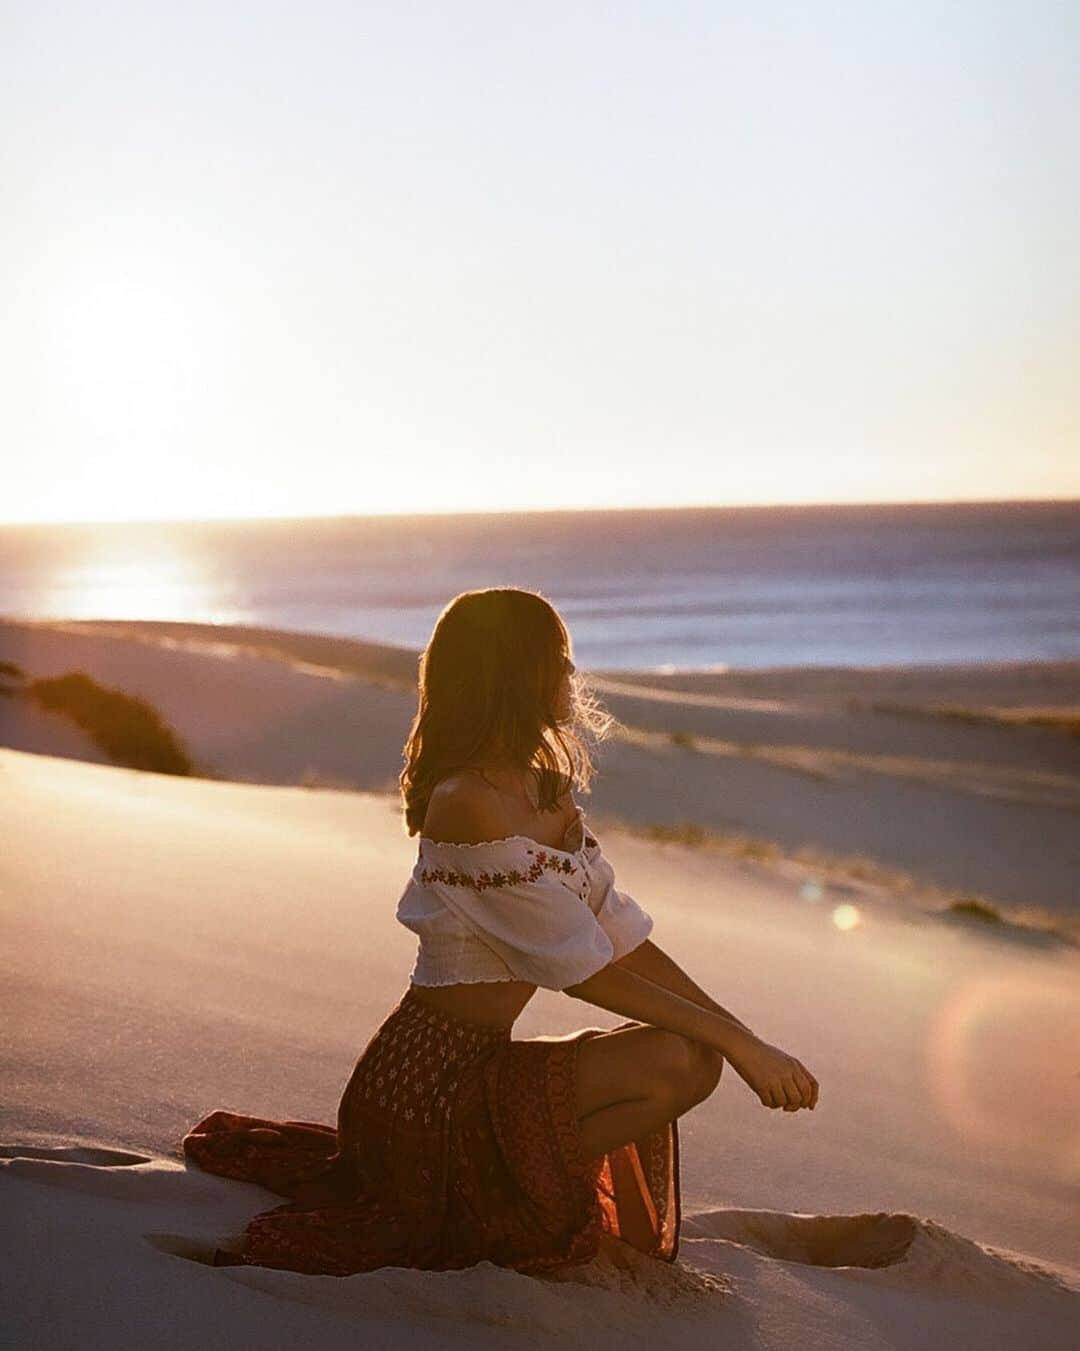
[796,1061,820,1108]
[792,1067,815,1108]
[759,1062,821,1111]
[763,1079,800,1109]
[770,1070,819,1111]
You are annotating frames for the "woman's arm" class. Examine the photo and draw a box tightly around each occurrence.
[562,960,756,1057]
[612,938,755,1036]
[564,944,820,1110]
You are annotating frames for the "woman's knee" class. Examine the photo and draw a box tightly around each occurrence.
[656,1032,724,1109]
[575,1024,723,1120]
[693,1041,725,1096]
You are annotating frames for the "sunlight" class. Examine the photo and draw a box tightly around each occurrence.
[36,526,244,625]
[34,246,217,523]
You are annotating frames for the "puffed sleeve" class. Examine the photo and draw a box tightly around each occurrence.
[413,838,615,990]
[583,839,654,960]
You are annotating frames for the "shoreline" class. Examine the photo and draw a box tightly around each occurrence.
[6,612,1080,684]
[2,616,1078,945]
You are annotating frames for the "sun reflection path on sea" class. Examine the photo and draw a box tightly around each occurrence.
[35,525,250,626]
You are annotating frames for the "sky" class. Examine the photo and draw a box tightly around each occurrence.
[3,1,1078,525]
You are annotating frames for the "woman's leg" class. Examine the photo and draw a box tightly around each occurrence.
[574,1023,724,1160]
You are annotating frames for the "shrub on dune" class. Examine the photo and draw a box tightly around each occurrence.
[25,670,195,775]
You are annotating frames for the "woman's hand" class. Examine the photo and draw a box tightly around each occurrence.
[725,1030,819,1111]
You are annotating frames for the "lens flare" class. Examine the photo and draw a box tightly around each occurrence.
[924,970,1080,1178]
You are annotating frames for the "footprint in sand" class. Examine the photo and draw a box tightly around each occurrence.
[682,1207,1078,1308]
[685,1207,917,1268]
[0,1143,154,1166]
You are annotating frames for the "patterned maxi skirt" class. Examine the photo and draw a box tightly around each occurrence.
[181,982,681,1276]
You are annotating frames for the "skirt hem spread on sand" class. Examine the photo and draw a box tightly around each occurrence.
[181,984,680,1277]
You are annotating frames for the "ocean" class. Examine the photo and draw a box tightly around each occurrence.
[1,499,1077,672]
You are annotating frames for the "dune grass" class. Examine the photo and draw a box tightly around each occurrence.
[24,670,196,776]
[869,700,1080,739]
[0,658,26,694]
[947,896,1003,924]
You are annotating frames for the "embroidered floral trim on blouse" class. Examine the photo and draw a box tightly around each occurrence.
[418,848,577,890]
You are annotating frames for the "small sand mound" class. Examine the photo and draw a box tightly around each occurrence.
[685,1206,1079,1308]
[535,1231,732,1304]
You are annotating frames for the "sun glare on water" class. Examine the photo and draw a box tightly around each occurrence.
[36,528,246,626]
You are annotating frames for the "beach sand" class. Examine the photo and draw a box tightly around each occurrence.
[2,617,1078,1347]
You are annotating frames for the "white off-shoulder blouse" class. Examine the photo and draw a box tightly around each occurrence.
[395,808,654,992]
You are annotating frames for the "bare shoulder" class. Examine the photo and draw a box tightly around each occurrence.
[423,772,516,846]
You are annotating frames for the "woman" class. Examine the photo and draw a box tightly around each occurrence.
[183,587,819,1276]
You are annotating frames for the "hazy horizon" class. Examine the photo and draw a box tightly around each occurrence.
[2,492,1078,532]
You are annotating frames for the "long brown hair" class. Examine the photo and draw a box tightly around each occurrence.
[400,588,615,836]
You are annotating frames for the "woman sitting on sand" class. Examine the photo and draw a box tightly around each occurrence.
[183,587,818,1275]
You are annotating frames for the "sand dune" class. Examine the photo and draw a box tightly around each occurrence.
[2,742,1078,1347]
